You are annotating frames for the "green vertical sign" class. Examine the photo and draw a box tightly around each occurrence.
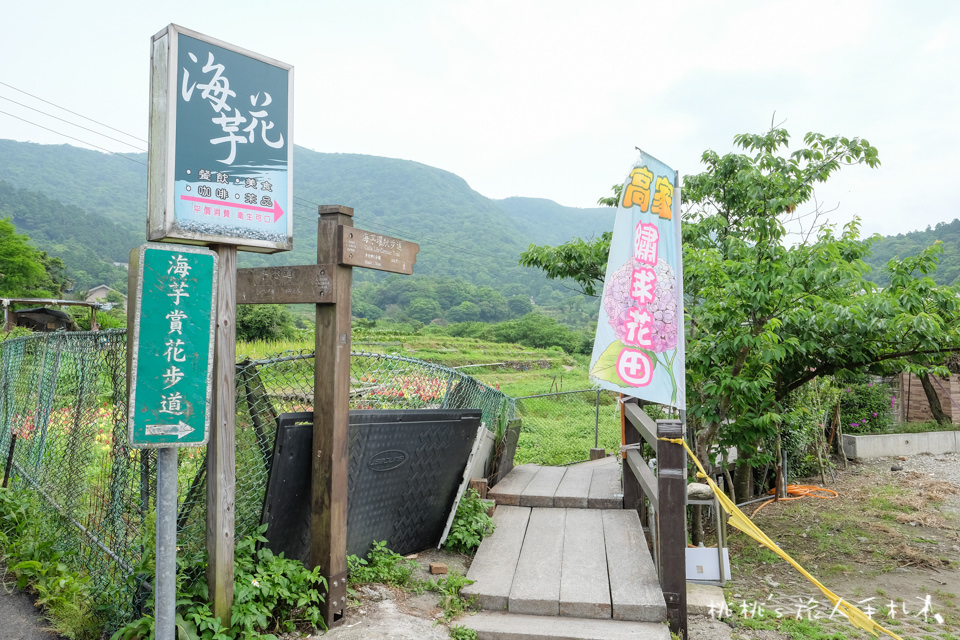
[128,244,218,448]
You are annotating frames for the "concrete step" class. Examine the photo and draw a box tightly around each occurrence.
[460,611,672,640]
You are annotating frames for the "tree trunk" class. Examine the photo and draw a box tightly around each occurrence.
[734,462,752,503]
[918,372,950,426]
[691,505,703,546]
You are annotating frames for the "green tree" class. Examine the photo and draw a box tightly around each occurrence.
[236,304,297,342]
[521,127,960,497]
[352,300,383,320]
[489,313,582,354]
[519,233,611,297]
[507,295,534,317]
[0,218,65,298]
[474,286,510,322]
[407,297,443,324]
[446,301,481,323]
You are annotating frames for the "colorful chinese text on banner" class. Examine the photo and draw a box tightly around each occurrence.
[588,152,685,409]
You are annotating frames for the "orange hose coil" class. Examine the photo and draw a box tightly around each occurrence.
[751,484,838,517]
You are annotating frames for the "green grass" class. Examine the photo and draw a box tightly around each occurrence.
[239,332,615,465]
[513,391,621,465]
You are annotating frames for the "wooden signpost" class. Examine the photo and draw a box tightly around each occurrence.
[237,205,419,626]
[236,265,334,305]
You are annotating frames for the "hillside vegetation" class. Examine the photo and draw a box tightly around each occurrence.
[864,217,960,286]
[0,139,613,310]
[0,138,956,325]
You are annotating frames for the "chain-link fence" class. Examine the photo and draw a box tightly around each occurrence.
[0,332,513,632]
[513,389,623,466]
[0,330,136,629]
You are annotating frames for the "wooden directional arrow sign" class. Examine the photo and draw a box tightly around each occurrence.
[236,264,334,304]
[338,226,419,275]
[127,244,217,448]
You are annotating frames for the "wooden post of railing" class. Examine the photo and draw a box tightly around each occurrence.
[621,399,646,523]
[656,418,687,639]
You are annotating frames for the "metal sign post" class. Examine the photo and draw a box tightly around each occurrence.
[128,244,218,640]
[128,245,218,448]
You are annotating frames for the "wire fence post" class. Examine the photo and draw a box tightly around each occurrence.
[594,389,601,448]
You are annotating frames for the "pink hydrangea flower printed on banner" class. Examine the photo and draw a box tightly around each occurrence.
[603,257,679,354]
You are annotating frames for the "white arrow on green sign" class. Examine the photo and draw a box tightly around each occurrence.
[146,421,196,439]
[127,244,218,448]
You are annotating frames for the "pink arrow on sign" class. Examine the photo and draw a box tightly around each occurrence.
[180,194,285,223]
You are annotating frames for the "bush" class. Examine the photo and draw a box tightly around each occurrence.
[780,379,838,480]
[111,524,326,639]
[2,326,33,341]
[236,304,296,342]
[0,488,100,639]
[443,489,494,554]
[347,540,418,588]
[838,380,892,434]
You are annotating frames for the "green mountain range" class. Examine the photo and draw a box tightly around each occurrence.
[0,138,955,320]
[0,139,614,304]
[861,219,960,287]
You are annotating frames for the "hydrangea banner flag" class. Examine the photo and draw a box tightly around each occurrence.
[589,152,685,409]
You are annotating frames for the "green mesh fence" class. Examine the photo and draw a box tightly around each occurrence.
[0,333,514,632]
[0,330,137,629]
[513,389,623,466]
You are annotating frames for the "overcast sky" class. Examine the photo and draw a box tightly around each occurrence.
[2,1,957,238]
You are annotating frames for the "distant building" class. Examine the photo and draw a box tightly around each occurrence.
[11,307,80,332]
[3,299,101,333]
[86,285,127,312]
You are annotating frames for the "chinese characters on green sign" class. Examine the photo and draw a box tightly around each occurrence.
[128,245,218,448]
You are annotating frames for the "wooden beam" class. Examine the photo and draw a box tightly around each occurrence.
[623,401,659,451]
[236,264,335,305]
[312,205,353,627]
[206,244,237,621]
[3,301,13,333]
[625,449,658,512]
[621,400,645,521]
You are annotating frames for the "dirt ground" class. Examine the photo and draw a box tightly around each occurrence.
[309,547,473,639]
[700,454,960,639]
[0,569,63,640]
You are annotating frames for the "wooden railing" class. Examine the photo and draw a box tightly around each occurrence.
[621,397,687,639]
